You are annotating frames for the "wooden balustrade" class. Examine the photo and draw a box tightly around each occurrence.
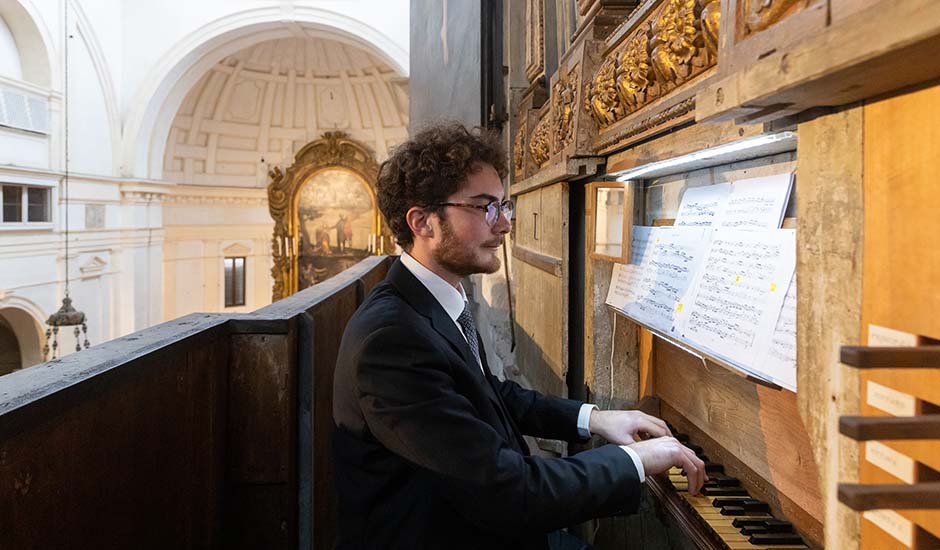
[0,256,392,550]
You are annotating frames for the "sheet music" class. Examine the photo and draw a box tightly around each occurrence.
[674,183,731,227]
[606,262,644,312]
[626,227,710,333]
[680,229,795,371]
[764,274,797,391]
[606,226,656,312]
[719,174,793,230]
[629,226,654,264]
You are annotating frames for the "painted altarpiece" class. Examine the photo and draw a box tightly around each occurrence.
[267,132,390,300]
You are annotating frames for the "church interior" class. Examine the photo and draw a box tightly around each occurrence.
[1,0,939,548]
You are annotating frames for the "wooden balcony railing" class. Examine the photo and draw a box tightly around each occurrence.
[0,256,392,550]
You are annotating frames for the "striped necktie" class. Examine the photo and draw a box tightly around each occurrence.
[457,302,482,367]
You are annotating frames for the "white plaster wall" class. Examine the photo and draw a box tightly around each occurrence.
[66,19,115,175]
[0,15,23,79]
[0,1,408,371]
[161,187,273,319]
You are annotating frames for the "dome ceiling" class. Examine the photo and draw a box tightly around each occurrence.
[163,36,408,187]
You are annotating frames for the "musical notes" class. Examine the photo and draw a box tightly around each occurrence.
[679,229,795,373]
[626,227,709,333]
[718,174,793,230]
[605,195,799,390]
[630,226,654,265]
[674,183,731,227]
[606,226,657,311]
[764,275,797,391]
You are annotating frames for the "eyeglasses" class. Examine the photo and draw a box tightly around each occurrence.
[435,199,514,226]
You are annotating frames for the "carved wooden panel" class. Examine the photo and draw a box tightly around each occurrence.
[512,183,570,397]
[549,36,607,164]
[512,85,549,181]
[525,0,546,83]
[583,0,721,153]
[719,0,826,77]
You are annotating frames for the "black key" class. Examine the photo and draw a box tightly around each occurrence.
[720,505,746,516]
[761,519,793,529]
[742,500,771,513]
[703,462,724,474]
[686,443,703,455]
[702,486,748,496]
[748,533,804,545]
[674,432,689,444]
[708,475,740,487]
[741,523,794,535]
[712,497,749,508]
[732,518,769,528]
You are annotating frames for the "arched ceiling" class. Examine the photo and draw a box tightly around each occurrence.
[163,36,408,187]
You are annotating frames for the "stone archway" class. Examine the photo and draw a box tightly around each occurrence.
[0,305,44,371]
[0,314,21,375]
[267,131,392,300]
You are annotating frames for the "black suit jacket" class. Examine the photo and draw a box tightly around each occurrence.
[332,259,641,549]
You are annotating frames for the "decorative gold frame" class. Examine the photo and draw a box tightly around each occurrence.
[267,132,386,301]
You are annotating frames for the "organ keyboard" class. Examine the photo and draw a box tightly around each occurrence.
[645,422,813,550]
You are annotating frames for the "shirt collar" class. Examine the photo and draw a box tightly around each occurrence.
[399,252,467,322]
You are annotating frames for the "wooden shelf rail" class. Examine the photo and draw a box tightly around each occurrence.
[840,345,940,368]
[839,415,940,440]
[838,483,940,511]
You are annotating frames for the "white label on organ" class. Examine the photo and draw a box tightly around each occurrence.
[867,381,916,417]
[863,509,913,547]
[865,441,915,484]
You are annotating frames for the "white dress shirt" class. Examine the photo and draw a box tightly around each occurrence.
[398,252,645,481]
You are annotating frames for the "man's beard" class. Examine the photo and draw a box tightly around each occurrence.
[432,218,502,278]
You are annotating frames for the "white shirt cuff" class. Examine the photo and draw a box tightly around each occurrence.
[576,403,597,439]
[620,445,646,483]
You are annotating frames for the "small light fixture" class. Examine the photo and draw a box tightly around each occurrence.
[612,131,797,182]
[44,0,89,361]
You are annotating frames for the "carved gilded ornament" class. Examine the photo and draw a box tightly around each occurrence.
[266,132,382,301]
[615,24,653,113]
[552,71,578,152]
[583,56,623,127]
[513,124,527,176]
[650,0,703,92]
[583,0,719,129]
[529,115,553,167]
[745,0,801,34]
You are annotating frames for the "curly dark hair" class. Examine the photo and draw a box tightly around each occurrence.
[377,123,508,250]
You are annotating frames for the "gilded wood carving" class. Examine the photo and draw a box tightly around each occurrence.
[267,132,382,301]
[552,67,579,152]
[583,0,719,129]
[513,123,527,179]
[529,115,553,167]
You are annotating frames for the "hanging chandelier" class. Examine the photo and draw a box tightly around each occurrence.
[44,0,89,361]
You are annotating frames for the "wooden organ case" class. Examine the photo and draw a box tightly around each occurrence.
[507,1,940,549]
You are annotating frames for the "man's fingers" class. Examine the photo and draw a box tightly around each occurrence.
[680,446,707,495]
[636,414,670,438]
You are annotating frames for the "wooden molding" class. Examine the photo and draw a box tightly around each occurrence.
[840,416,940,440]
[840,346,940,369]
[512,245,563,277]
[839,482,940,511]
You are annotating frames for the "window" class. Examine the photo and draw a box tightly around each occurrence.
[224,257,246,307]
[1,184,50,223]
